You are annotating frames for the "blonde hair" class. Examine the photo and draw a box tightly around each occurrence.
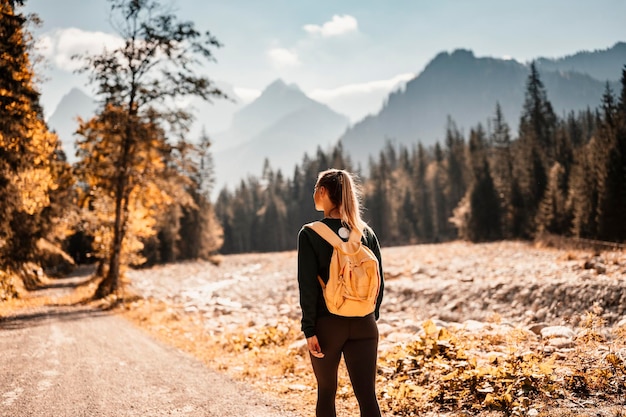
[316,169,366,233]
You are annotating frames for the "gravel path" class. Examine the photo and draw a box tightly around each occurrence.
[0,286,300,417]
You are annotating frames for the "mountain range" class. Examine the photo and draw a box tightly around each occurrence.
[46,42,626,192]
[339,43,625,166]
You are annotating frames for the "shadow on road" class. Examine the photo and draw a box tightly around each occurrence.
[33,273,98,291]
[0,304,108,331]
[0,264,107,331]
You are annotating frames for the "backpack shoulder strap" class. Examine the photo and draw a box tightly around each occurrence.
[348,227,363,243]
[305,221,344,248]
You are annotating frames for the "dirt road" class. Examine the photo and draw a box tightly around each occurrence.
[0,299,300,416]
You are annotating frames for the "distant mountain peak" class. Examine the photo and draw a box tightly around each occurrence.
[263,78,303,95]
[47,87,97,162]
[69,86,90,96]
[431,48,475,62]
[242,79,312,115]
[450,48,475,58]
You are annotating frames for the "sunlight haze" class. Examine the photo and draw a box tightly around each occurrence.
[23,0,626,124]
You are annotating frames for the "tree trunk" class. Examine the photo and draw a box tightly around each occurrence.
[95,176,126,298]
[95,118,133,299]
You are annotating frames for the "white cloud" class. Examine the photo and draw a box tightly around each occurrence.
[309,73,415,122]
[303,15,358,38]
[267,47,301,69]
[37,28,124,72]
[233,87,261,103]
[310,73,414,101]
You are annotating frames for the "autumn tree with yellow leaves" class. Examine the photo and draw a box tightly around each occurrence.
[73,0,226,298]
[0,0,73,295]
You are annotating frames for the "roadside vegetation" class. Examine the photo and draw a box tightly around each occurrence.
[120,297,626,417]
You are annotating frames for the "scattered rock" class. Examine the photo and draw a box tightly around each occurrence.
[527,323,548,335]
[547,337,574,349]
[541,325,575,340]
[377,323,394,337]
[126,241,626,348]
[584,256,608,275]
[527,408,539,416]
[462,320,487,332]
[385,269,404,279]
[288,384,310,391]
[431,319,452,329]
[410,266,426,275]
[287,339,307,354]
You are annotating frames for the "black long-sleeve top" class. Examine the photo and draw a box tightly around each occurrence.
[297,218,384,338]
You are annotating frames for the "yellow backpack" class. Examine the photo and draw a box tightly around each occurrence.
[305,221,381,317]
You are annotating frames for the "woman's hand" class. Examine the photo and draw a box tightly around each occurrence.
[306,335,325,358]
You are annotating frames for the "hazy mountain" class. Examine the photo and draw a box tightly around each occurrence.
[46,79,349,192]
[213,79,349,191]
[46,43,625,193]
[535,41,626,82]
[212,80,329,151]
[339,46,624,166]
[186,81,246,147]
[46,82,244,161]
[47,87,97,162]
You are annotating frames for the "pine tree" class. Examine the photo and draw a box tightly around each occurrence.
[430,142,450,241]
[489,103,515,237]
[463,125,502,241]
[413,143,434,241]
[174,130,223,261]
[617,67,626,240]
[569,139,599,238]
[365,155,388,243]
[515,62,556,236]
[596,73,626,241]
[535,162,569,236]
[214,189,237,253]
[520,62,558,163]
[445,117,468,209]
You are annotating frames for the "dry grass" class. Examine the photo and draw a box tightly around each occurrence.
[117,297,626,417]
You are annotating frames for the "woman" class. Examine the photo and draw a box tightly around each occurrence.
[297,168,384,417]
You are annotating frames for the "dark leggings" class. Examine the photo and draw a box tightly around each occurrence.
[310,314,381,417]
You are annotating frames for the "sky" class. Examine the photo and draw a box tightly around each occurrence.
[21,0,626,124]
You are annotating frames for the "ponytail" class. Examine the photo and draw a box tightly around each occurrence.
[316,169,366,233]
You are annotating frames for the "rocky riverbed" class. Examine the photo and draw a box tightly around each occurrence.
[127,240,626,352]
[123,240,626,416]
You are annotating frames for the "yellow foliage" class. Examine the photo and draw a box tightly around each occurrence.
[74,103,195,268]
[12,168,53,214]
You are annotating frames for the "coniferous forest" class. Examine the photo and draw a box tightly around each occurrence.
[1,0,626,301]
[216,64,626,253]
